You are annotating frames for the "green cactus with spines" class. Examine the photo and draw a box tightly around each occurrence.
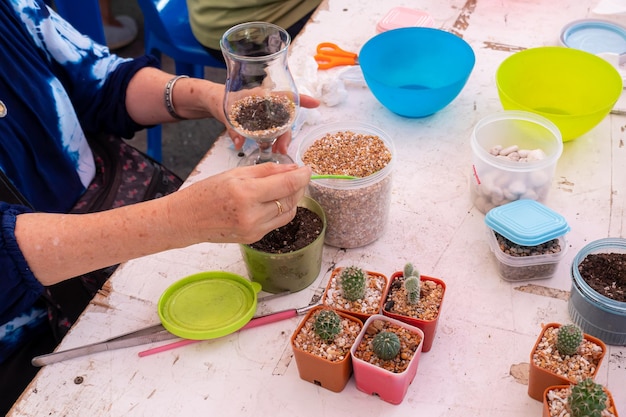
[403,262,415,278]
[556,324,583,356]
[372,331,401,360]
[339,266,366,301]
[567,378,608,417]
[313,309,342,342]
[403,263,421,305]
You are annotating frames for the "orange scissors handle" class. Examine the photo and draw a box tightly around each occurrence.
[314,42,359,70]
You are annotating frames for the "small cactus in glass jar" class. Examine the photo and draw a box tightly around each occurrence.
[372,331,401,360]
[313,309,342,342]
[556,323,583,356]
[339,266,366,301]
[567,378,608,417]
[403,263,421,305]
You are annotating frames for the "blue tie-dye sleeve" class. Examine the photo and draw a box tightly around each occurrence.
[0,203,43,325]
[14,0,160,138]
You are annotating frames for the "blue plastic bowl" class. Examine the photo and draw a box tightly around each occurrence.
[359,27,475,118]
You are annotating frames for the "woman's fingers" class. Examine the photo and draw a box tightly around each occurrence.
[179,164,311,244]
[300,94,320,109]
[241,164,310,237]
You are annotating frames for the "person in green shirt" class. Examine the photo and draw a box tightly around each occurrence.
[187,0,321,64]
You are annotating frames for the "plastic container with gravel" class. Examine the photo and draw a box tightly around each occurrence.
[296,122,395,248]
[484,199,570,281]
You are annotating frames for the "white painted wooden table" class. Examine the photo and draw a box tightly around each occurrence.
[9,1,626,416]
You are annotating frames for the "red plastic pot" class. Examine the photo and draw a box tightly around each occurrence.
[382,271,446,352]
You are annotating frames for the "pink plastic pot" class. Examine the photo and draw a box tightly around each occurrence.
[350,314,424,404]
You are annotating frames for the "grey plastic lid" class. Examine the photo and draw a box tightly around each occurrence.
[560,19,626,55]
[485,200,570,246]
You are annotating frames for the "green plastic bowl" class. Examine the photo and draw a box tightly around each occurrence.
[496,46,623,141]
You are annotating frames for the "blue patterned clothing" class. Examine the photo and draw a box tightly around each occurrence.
[0,0,159,361]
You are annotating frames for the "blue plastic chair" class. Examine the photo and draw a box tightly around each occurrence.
[47,0,106,45]
[136,0,226,161]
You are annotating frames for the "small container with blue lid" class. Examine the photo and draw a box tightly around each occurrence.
[484,199,570,281]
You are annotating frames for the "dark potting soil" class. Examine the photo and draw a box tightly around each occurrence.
[578,253,626,302]
[231,96,292,132]
[248,206,322,254]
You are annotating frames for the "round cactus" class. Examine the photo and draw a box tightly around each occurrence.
[556,324,583,356]
[372,331,401,360]
[568,378,608,417]
[313,309,342,342]
[339,266,366,301]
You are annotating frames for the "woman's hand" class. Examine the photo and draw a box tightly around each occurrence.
[227,94,320,153]
[172,163,312,245]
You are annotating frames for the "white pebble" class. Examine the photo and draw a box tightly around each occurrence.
[507,151,520,161]
[499,145,519,156]
[527,148,547,161]
[489,145,503,155]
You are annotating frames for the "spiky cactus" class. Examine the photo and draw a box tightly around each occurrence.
[313,309,342,342]
[339,266,366,301]
[556,324,583,356]
[403,263,421,305]
[567,378,608,417]
[403,262,416,278]
[372,331,401,360]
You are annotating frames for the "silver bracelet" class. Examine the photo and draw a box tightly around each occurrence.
[164,75,189,120]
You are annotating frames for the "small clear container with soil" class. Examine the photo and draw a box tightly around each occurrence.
[296,122,395,248]
[484,199,570,281]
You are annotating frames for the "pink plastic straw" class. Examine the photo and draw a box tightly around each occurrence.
[138,309,297,357]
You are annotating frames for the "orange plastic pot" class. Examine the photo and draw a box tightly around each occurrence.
[528,322,607,402]
[322,267,388,323]
[290,305,363,393]
[542,384,619,417]
[382,272,446,352]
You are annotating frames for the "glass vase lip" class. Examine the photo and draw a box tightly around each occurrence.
[220,21,291,61]
[571,237,626,313]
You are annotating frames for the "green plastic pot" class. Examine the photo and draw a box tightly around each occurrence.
[240,196,326,293]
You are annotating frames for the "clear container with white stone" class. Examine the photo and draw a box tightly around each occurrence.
[469,110,563,214]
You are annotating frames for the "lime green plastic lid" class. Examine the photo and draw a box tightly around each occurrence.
[158,271,262,340]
